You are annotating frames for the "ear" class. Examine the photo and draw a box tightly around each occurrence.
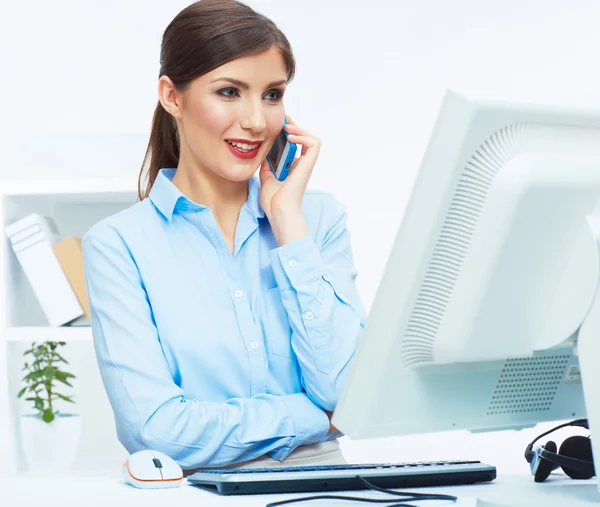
[158,76,184,120]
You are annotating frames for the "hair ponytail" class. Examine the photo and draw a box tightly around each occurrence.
[138,101,180,201]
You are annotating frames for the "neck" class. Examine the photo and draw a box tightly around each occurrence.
[172,161,249,221]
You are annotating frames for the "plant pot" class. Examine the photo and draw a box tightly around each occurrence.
[20,413,82,474]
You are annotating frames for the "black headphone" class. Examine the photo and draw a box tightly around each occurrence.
[524,419,595,482]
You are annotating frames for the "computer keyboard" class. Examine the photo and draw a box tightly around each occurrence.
[187,459,497,495]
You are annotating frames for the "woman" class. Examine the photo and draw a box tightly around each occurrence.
[82,0,366,472]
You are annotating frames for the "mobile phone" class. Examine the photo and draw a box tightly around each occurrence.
[266,119,297,181]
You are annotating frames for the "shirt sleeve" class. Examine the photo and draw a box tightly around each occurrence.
[82,224,330,470]
[267,194,367,412]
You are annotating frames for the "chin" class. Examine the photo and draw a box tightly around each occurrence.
[218,165,258,183]
[220,154,265,181]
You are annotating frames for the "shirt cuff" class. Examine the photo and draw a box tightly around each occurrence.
[268,236,329,291]
[270,393,330,461]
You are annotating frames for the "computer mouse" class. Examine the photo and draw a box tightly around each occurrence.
[122,449,183,489]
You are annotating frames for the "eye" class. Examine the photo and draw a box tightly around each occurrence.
[217,87,240,98]
[265,89,284,102]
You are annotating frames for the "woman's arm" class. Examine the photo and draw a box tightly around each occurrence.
[82,224,330,469]
[267,194,367,412]
[258,117,366,415]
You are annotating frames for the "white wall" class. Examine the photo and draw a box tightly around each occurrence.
[2,0,600,476]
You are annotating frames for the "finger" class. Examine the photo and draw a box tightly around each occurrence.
[285,134,321,154]
[284,122,315,139]
[284,116,317,138]
[259,159,276,184]
[287,134,320,160]
[286,153,318,189]
[259,158,271,174]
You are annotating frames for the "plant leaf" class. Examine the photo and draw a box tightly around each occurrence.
[55,371,75,379]
[22,371,45,381]
[54,376,73,388]
[54,353,69,364]
[54,371,76,387]
[55,393,75,403]
[17,387,27,398]
[42,409,54,423]
[43,366,57,378]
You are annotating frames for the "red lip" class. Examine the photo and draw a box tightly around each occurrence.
[225,140,262,160]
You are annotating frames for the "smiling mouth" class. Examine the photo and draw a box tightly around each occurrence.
[225,140,262,152]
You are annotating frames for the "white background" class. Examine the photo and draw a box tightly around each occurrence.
[2,0,600,477]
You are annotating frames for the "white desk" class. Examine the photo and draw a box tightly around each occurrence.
[0,472,599,507]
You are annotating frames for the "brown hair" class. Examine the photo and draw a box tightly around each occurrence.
[138,0,296,200]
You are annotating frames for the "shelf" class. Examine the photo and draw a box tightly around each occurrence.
[5,327,92,343]
[0,180,139,330]
[0,178,137,197]
[0,169,141,474]
[0,179,138,207]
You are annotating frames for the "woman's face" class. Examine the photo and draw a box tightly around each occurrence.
[161,46,288,182]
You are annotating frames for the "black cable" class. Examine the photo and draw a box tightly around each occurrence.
[357,476,457,501]
[265,475,458,507]
[266,495,426,506]
[528,419,588,450]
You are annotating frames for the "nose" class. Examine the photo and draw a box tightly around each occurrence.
[240,98,266,132]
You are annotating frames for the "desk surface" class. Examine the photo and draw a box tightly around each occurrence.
[1,472,599,507]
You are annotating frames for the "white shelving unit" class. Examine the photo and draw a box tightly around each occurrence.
[0,177,138,476]
[6,327,93,343]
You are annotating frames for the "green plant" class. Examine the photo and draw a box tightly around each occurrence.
[17,341,76,423]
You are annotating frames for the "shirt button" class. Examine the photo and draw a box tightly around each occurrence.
[250,341,259,349]
[234,289,244,298]
[289,260,298,268]
[304,311,314,320]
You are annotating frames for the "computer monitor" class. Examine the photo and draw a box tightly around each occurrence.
[333,89,600,488]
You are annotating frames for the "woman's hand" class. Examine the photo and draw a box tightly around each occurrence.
[259,115,322,246]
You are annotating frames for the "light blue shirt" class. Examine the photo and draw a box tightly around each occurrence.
[82,168,366,469]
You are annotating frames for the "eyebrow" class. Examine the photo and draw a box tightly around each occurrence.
[210,77,287,90]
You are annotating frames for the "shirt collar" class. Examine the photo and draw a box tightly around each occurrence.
[246,173,265,219]
[149,168,265,221]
